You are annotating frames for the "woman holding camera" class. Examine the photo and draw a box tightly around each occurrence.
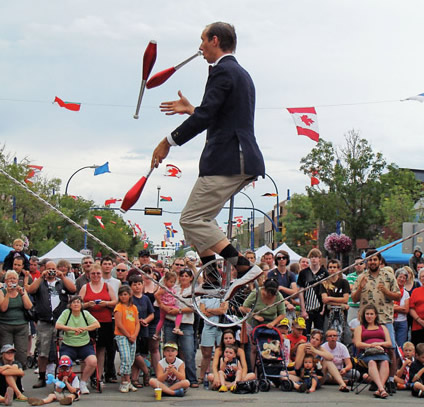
[0,270,33,368]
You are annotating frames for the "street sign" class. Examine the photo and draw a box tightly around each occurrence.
[145,207,162,216]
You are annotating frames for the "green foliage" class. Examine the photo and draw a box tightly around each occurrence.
[282,194,317,256]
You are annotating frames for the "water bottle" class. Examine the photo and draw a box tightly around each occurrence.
[203,373,209,390]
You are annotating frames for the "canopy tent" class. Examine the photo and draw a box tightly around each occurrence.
[0,243,13,263]
[255,245,272,260]
[39,241,84,264]
[361,239,411,265]
[273,242,302,262]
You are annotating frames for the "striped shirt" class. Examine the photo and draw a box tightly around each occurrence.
[297,266,328,311]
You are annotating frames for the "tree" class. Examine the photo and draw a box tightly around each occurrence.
[300,130,386,253]
[282,194,317,256]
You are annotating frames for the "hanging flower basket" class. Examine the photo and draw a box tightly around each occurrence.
[324,233,352,254]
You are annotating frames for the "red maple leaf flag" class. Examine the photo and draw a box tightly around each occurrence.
[287,107,319,142]
[165,164,182,178]
[94,215,105,229]
[310,170,320,186]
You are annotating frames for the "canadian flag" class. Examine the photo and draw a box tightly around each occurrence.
[94,215,105,229]
[287,107,319,142]
[165,164,182,178]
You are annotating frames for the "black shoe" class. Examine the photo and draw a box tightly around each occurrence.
[105,376,118,384]
[369,382,378,391]
[32,378,46,388]
[386,381,396,394]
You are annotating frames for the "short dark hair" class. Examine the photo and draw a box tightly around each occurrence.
[263,278,278,296]
[365,249,381,261]
[205,22,237,52]
[416,343,424,356]
[129,275,143,285]
[101,256,113,264]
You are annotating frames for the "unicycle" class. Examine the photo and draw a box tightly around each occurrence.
[191,195,259,328]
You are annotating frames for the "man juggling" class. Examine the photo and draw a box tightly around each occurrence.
[151,22,265,300]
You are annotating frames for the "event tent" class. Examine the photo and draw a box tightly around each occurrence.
[362,239,411,265]
[0,243,13,263]
[255,245,272,260]
[39,241,84,264]
[273,243,302,262]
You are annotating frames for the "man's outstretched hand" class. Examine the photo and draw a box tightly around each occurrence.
[160,90,195,116]
[151,138,171,169]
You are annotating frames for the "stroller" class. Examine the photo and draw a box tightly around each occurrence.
[251,324,293,392]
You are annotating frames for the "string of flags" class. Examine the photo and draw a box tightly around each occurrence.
[104,198,122,206]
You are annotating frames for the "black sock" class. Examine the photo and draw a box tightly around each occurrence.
[219,244,251,276]
[200,255,216,266]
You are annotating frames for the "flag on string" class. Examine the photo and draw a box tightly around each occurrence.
[69,195,78,200]
[165,164,182,178]
[404,93,424,102]
[104,198,122,206]
[94,215,105,229]
[144,242,149,249]
[54,96,81,111]
[24,164,43,184]
[234,216,243,227]
[310,170,320,186]
[160,196,172,202]
[262,193,278,197]
[166,229,174,238]
[135,223,142,234]
[94,162,110,176]
[287,107,319,142]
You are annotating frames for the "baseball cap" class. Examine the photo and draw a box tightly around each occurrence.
[293,317,306,330]
[1,344,16,354]
[279,318,290,327]
[163,342,178,351]
[58,356,72,367]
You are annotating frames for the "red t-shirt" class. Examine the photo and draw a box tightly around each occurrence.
[287,333,307,348]
[409,286,424,331]
[83,283,112,323]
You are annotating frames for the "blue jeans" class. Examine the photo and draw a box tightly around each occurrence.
[164,320,197,384]
[394,320,408,348]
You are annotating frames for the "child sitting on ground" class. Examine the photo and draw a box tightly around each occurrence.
[149,342,190,397]
[153,271,183,339]
[395,342,415,390]
[218,345,242,392]
[28,356,80,405]
[0,344,26,403]
[408,343,424,397]
[2,238,29,272]
[292,354,323,393]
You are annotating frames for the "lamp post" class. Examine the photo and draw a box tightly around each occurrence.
[156,185,161,208]
[265,173,279,231]
[83,218,88,250]
[239,191,255,250]
[65,165,99,196]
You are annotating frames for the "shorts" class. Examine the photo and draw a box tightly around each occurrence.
[136,336,149,356]
[384,323,396,349]
[200,324,222,348]
[54,390,80,402]
[60,343,95,361]
[36,321,56,358]
[90,322,113,348]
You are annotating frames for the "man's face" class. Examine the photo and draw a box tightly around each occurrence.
[45,262,57,280]
[299,258,309,270]
[115,263,128,282]
[29,260,38,273]
[327,262,340,275]
[101,260,113,274]
[309,255,321,267]
[118,252,128,261]
[200,28,219,64]
[82,258,93,273]
[246,253,256,263]
[367,256,380,273]
[354,260,365,274]
[139,255,150,265]
[264,254,274,267]
[13,259,24,273]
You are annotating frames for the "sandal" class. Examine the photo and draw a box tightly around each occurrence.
[131,380,143,388]
[339,386,350,393]
[143,374,150,387]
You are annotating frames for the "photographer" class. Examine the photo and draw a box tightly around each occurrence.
[0,271,33,368]
[27,261,76,388]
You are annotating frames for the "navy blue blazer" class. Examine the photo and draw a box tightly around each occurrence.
[171,56,265,177]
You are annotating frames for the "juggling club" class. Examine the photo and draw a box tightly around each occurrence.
[120,167,154,213]
[133,40,157,119]
[146,50,202,89]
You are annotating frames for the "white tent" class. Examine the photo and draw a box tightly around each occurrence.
[273,243,302,262]
[39,241,84,264]
[255,245,272,260]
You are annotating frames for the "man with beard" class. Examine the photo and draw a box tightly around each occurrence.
[351,249,401,394]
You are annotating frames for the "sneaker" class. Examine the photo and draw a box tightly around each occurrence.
[32,378,46,389]
[80,381,90,395]
[128,383,138,392]
[119,382,130,393]
[223,264,263,301]
[4,387,14,406]
[59,397,73,405]
[386,381,396,394]
[174,389,184,397]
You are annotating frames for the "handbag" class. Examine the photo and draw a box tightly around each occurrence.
[363,347,385,357]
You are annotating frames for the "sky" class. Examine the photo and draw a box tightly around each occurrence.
[1,0,424,251]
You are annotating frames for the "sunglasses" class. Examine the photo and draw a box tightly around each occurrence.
[83,261,93,264]
[174,263,185,267]
[276,256,288,260]
[116,269,127,272]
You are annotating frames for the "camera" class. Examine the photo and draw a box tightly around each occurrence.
[48,270,56,277]
[95,299,102,304]
[10,283,17,289]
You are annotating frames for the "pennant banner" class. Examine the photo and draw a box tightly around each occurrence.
[287,107,319,142]
[94,215,105,229]
[405,93,424,103]
[104,198,122,206]
[54,96,81,111]
[160,196,172,202]
[262,193,278,197]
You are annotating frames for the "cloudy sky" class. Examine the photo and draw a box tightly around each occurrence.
[1,0,424,249]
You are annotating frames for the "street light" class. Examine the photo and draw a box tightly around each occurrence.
[156,185,161,208]
[265,173,279,230]
[65,165,99,196]
[239,192,255,250]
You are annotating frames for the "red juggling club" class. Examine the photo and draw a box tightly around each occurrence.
[120,167,154,213]
[133,40,157,119]
[146,50,202,89]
